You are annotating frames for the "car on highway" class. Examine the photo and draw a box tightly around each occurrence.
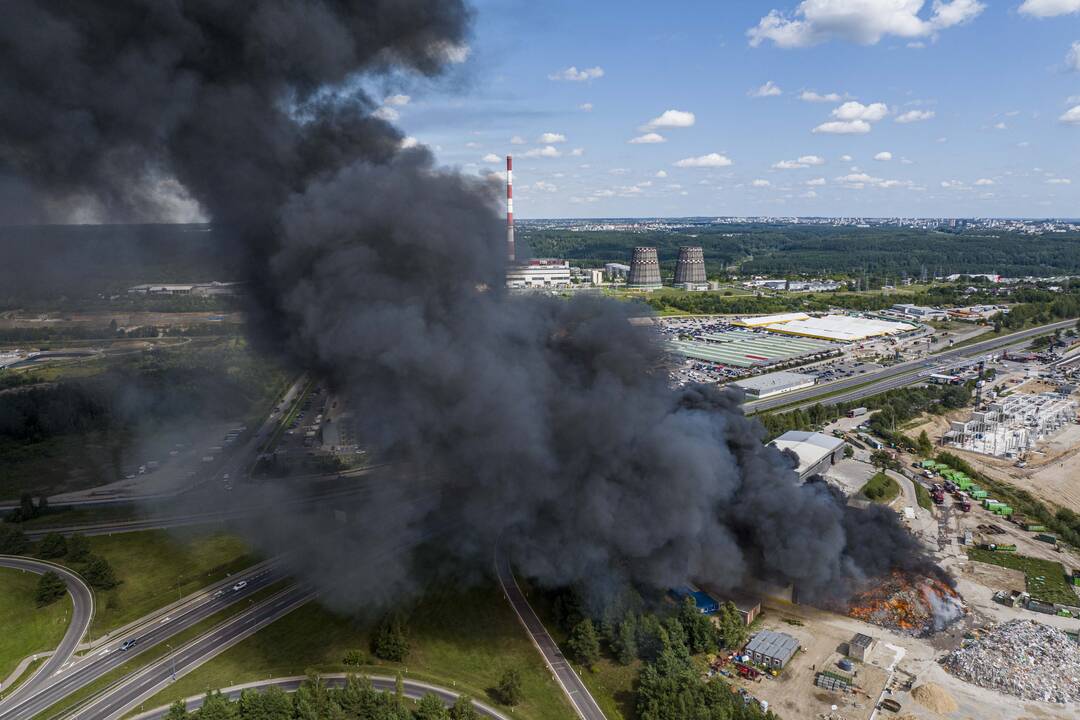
[120,638,137,651]
[232,580,248,591]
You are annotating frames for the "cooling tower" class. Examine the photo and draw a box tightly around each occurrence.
[674,246,706,285]
[627,247,662,290]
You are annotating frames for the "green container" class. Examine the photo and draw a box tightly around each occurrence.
[1026,524,1047,532]
[1036,533,1058,544]
[921,460,937,469]
[956,478,972,490]
[1071,574,1080,587]
[971,490,988,499]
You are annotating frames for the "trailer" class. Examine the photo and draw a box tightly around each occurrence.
[847,407,868,418]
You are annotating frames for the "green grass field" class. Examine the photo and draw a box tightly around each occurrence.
[134,581,573,720]
[966,549,1077,606]
[913,482,933,511]
[860,472,901,504]
[59,528,256,635]
[0,567,72,683]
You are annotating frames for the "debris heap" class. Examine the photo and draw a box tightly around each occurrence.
[942,620,1080,703]
[845,570,965,636]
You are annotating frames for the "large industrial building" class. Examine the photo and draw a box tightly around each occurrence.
[667,331,836,369]
[505,258,572,289]
[128,281,243,296]
[759,313,916,342]
[944,393,1077,457]
[627,247,662,290]
[730,371,816,399]
[771,430,847,480]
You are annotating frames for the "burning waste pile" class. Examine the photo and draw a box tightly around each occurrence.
[845,570,965,636]
[942,620,1080,703]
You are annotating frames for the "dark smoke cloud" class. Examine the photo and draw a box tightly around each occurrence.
[0,1,938,610]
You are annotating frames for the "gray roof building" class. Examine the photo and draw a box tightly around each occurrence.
[770,430,847,481]
[745,629,800,669]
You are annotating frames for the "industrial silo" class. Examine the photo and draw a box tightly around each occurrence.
[674,246,706,286]
[627,247,662,290]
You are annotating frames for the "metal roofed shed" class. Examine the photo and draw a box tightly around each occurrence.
[730,371,816,399]
[847,633,874,661]
[770,430,847,480]
[669,587,720,615]
[732,312,810,327]
[745,629,800,669]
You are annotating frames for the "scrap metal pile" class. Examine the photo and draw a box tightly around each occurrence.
[942,620,1080,703]
[845,571,965,636]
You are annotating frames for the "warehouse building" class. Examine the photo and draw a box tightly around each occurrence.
[730,371,816,399]
[771,430,847,480]
[505,259,572,289]
[765,314,916,342]
[745,630,800,669]
[732,312,811,328]
[847,633,874,661]
[891,303,949,320]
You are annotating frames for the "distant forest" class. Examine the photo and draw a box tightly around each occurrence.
[520,223,1080,279]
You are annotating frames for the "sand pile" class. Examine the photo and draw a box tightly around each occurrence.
[912,682,959,714]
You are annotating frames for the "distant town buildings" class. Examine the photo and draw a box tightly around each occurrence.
[128,281,243,296]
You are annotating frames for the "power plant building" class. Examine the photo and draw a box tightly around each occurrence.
[505,259,571,289]
[627,247,662,290]
[674,246,708,290]
[605,262,631,280]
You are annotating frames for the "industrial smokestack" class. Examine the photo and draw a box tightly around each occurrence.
[674,246,706,286]
[628,247,662,290]
[506,155,515,263]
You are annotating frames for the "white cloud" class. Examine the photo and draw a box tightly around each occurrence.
[432,41,470,64]
[384,94,411,107]
[940,180,968,189]
[464,141,480,149]
[608,168,631,175]
[372,106,399,122]
[800,90,843,102]
[813,120,871,134]
[533,181,558,193]
[482,153,501,163]
[874,151,893,161]
[752,179,772,187]
[993,121,1007,130]
[570,147,585,156]
[974,178,995,185]
[835,172,914,189]
[641,110,696,131]
[1047,177,1073,184]
[656,170,669,178]
[538,132,567,143]
[748,0,985,48]
[799,155,827,165]
[773,154,826,169]
[636,181,654,188]
[801,190,819,198]
[806,177,827,186]
[833,101,889,121]
[840,154,853,161]
[750,80,783,97]
[579,102,594,112]
[1061,105,1080,124]
[524,145,562,158]
[549,66,604,82]
[1019,0,1080,18]
[896,109,936,123]
[400,136,419,149]
[629,132,667,144]
[1068,42,1080,72]
[674,153,734,168]
[510,136,526,145]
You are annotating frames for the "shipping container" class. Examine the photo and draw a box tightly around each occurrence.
[1036,533,1058,544]
[1025,524,1047,532]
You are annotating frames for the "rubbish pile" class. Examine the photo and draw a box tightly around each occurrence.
[942,620,1080,703]
[844,570,965,636]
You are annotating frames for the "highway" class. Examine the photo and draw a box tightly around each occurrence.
[494,545,607,720]
[127,674,510,720]
[743,318,1076,414]
[0,558,93,709]
[67,585,314,720]
[1,564,285,720]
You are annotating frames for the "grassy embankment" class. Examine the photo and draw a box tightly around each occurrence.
[56,527,257,636]
[860,472,900,504]
[133,580,573,720]
[912,481,933,511]
[966,549,1076,606]
[0,567,71,684]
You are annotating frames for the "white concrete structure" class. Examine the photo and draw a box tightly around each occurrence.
[731,371,816,399]
[505,259,572,289]
[944,392,1076,457]
[891,303,949,320]
[771,430,847,480]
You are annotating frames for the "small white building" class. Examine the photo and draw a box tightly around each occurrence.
[506,259,572,289]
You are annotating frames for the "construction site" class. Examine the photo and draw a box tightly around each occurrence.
[943,392,1077,457]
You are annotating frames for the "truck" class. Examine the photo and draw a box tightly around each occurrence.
[931,487,946,505]
[958,497,972,512]
[1036,533,1058,544]
[847,407,868,418]
[880,698,902,713]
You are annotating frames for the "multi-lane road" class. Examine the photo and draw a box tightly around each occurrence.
[743,318,1076,413]
[494,545,607,720]
[1,564,287,720]
[0,557,93,708]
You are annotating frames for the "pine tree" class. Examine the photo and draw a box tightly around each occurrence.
[494,669,523,706]
[372,612,409,662]
[35,571,67,607]
[163,700,189,720]
[568,618,601,667]
[614,614,639,665]
[82,555,118,590]
[37,532,67,559]
[66,534,91,562]
[448,695,480,720]
[415,694,450,720]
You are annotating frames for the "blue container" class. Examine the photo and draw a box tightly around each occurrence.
[838,659,853,672]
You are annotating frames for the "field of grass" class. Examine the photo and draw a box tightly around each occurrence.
[0,567,71,683]
[134,581,573,720]
[860,472,900,504]
[913,481,933,511]
[0,429,133,500]
[967,549,1078,606]
[58,528,256,635]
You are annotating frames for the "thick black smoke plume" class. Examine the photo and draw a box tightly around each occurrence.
[0,1,940,609]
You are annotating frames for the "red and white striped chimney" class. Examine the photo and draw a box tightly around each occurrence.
[506,155,515,263]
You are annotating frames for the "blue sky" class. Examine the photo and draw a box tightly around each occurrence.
[383,0,1080,218]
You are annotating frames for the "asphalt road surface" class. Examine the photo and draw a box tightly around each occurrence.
[1,566,284,720]
[127,674,510,720]
[75,586,315,720]
[0,557,93,710]
[494,545,607,720]
[743,318,1076,413]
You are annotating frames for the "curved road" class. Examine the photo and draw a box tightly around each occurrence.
[128,674,510,720]
[0,557,93,709]
[494,545,606,720]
